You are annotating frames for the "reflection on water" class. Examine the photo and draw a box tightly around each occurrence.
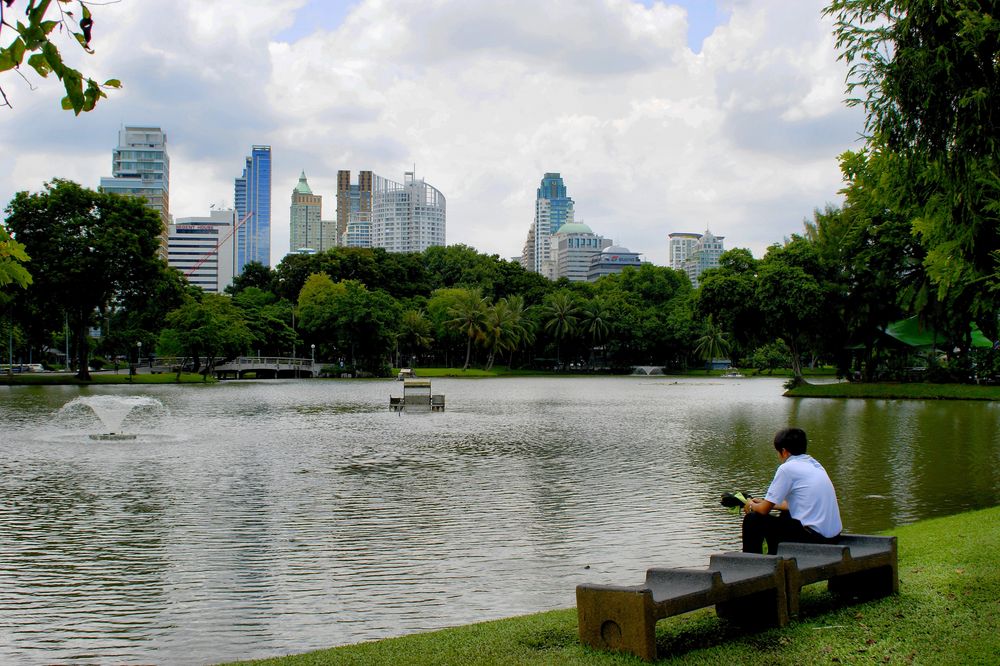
[1,378,998,664]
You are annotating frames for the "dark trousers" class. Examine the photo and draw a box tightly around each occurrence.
[742,511,837,554]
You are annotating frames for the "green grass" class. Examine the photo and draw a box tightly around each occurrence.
[786,381,1000,401]
[227,505,1000,665]
[0,372,215,385]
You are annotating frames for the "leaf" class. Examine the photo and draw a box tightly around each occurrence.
[0,51,15,73]
[103,78,121,88]
[9,37,26,66]
[60,95,74,110]
[27,53,51,77]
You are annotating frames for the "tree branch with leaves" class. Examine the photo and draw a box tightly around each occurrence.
[0,0,120,113]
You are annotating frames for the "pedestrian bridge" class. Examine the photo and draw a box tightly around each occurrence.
[214,356,319,379]
[150,356,318,379]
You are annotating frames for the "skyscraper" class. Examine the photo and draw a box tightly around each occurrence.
[336,170,372,246]
[289,172,332,253]
[234,145,272,271]
[99,125,170,256]
[520,172,575,274]
[371,172,446,252]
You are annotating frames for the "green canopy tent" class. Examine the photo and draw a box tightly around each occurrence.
[883,316,993,350]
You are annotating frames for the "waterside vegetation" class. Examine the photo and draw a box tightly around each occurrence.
[785,381,1000,402]
[229,505,999,666]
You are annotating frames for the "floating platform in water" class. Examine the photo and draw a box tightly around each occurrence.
[390,378,445,412]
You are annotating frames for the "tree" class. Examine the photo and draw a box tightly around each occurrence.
[0,221,30,289]
[157,293,253,378]
[397,309,433,367]
[5,179,164,379]
[445,288,488,370]
[226,261,274,295]
[694,315,731,372]
[0,0,121,113]
[826,0,1000,339]
[579,299,610,368]
[541,290,580,368]
[297,274,400,374]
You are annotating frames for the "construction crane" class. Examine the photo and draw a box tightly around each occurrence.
[184,212,252,277]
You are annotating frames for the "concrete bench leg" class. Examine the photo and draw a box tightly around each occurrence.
[828,564,899,601]
[715,586,789,628]
[576,586,656,661]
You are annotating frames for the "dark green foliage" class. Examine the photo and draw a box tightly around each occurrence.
[4,179,165,379]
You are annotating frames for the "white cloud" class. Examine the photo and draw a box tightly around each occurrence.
[0,0,863,267]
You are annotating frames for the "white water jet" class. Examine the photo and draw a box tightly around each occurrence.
[59,395,165,439]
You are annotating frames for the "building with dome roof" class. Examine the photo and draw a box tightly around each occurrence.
[552,222,612,281]
[588,244,642,281]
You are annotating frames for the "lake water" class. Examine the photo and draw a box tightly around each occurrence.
[1,377,997,664]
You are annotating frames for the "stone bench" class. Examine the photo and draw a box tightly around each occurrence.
[776,534,898,617]
[576,553,789,661]
[576,534,898,661]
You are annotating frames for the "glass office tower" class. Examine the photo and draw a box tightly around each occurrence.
[234,145,272,271]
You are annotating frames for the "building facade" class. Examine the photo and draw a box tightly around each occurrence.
[520,172,575,274]
[99,125,170,255]
[289,172,333,253]
[588,245,642,281]
[234,145,272,271]
[668,232,701,272]
[371,172,446,253]
[336,170,372,246]
[552,223,612,282]
[168,209,236,293]
[679,229,725,287]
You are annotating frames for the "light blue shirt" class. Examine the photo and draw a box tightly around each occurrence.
[765,454,843,538]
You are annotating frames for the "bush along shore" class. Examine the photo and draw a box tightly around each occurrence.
[785,382,1000,401]
[229,505,999,666]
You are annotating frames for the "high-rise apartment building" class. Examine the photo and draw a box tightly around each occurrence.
[167,209,236,293]
[672,229,725,287]
[520,173,575,274]
[99,125,170,255]
[234,145,272,271]
[371,172,446,253]
[668,232,701,272]
[289,172,333,253]
[336,170,372,246]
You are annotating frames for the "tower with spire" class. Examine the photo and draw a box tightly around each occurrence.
[289,171,332,253]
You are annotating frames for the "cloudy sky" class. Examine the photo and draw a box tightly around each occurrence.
[0,0,865,266]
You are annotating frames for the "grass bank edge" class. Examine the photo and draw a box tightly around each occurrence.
[228,505,1000,666]
[786,381,1000,401]
[0,372,215,385]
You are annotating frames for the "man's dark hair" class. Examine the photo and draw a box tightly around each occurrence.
[774,427,807,455]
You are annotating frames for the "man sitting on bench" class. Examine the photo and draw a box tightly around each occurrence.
[742,428,842,553]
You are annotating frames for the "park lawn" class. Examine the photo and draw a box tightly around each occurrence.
[229,505,999,666]
[0,372,214,385]
[786,382,1000,401]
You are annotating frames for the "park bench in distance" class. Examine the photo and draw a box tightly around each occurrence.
[776,534,898,617]
[576,553,789,661]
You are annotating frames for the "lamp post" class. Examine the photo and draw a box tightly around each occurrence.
[311,343,315,375]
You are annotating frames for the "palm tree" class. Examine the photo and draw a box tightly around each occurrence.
[482,300,515,371]
[397,309,433,367]
[694,315,731,372]
[445,289,488,370]
[542,291,581,369]
[580,300,611,369]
